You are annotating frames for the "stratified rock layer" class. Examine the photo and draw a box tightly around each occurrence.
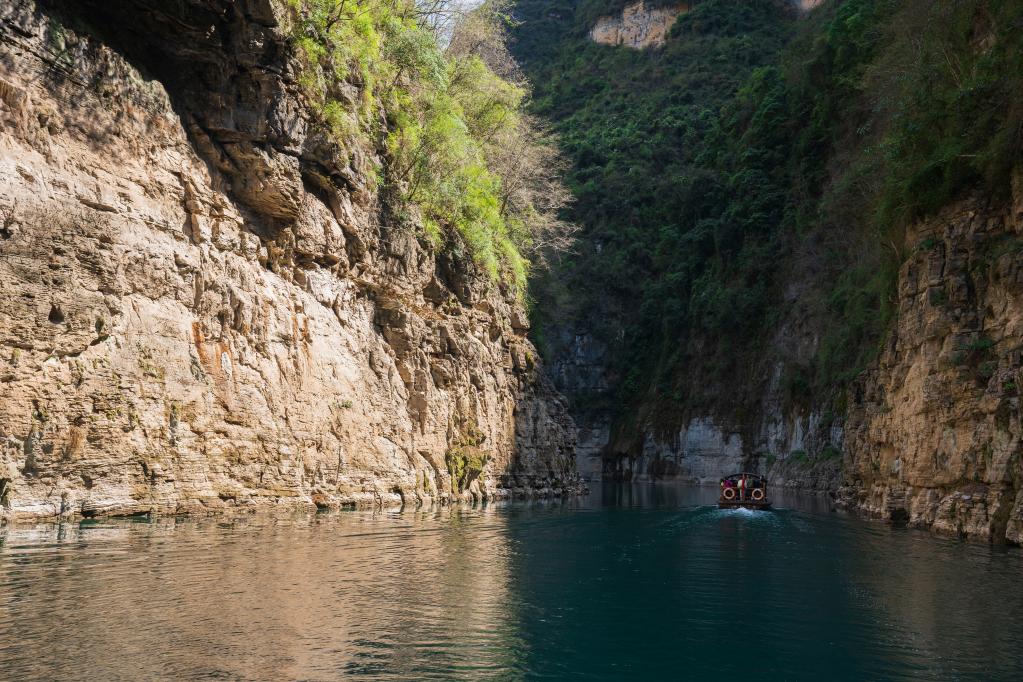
[840,190,1023,543]
[0,0,577,521]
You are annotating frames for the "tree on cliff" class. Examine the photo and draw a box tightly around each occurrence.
[287,0,577,292]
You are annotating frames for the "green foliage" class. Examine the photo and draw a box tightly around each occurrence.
[387,54,529,286]
[977,360,998,381]
[445,445,490,494]
[514,0,1023,430]
[286,0,549,293]
[814,260,897,389]
[821,445,842,460]
[512,0,797,419]
[967,338,995,353]
[870,0,1023,224]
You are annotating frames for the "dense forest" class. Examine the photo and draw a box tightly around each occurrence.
[511,0,1023,448]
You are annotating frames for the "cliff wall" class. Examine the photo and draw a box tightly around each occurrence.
[565,183,1023,545]
[560,329,841,492]
[589,2,687,49]
[525,0,837,492]
[0,0,578,521]
[516,0,1023,549]
[840,190,1023,543]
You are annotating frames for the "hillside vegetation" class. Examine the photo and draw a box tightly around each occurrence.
[287,0,575,292]
[511,0,1023,443]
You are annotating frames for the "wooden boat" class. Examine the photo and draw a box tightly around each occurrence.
[718,473,771,509]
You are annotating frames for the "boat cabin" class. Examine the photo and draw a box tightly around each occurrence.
[718,472,771,509]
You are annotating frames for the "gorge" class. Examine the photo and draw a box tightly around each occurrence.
[1,0,1023,547]
[4,2,1023,679]
[512,0,1023,543]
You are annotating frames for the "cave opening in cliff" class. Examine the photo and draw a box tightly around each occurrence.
[47,304,64,325]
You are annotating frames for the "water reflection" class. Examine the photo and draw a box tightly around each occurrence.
[0,508,521,681]
[842,520,1023,680]
[1,485,1021,681]
[508,484,1022,681]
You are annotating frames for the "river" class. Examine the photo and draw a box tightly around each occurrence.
[1,484,1021,680]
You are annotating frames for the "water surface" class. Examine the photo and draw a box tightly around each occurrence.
[2,484,1021,680]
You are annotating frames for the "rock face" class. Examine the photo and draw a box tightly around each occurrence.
[596,404,840,490]
[840,190,1023,543]
[0,0,578,521]
[794,0,822,11]
[589,2,687,49]
[570,187,1023,544]
[560,321,841,490]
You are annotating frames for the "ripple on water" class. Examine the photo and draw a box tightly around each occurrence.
[1,486,1022,681]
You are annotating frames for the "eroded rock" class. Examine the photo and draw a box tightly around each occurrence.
[0,1,579,521]
[840,198,1023,543]
[589,1,688,49]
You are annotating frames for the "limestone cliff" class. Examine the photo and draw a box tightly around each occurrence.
[840,188,1023,543]
[561,325,841,492]
[512,0,1022,545]
[0,0,578,521]
[569,186,1023,548]
[589,2,687,49]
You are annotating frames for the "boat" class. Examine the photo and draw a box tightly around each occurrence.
[718,472,771,509]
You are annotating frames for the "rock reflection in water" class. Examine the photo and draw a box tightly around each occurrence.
[0,508,522,681]
[2,486,1022,681]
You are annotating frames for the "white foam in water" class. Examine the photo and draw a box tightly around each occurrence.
[707,506,784,528]
[712,506,765,517]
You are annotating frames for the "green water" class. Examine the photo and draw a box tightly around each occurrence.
[1,484,1021,680]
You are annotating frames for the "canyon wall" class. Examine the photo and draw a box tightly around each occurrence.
[517,0,1023,544]
[537,0,841,492]
[558,332,841,491]
[0,0,578,521]
[563,185,1023,545]
[840,190,1023,543]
